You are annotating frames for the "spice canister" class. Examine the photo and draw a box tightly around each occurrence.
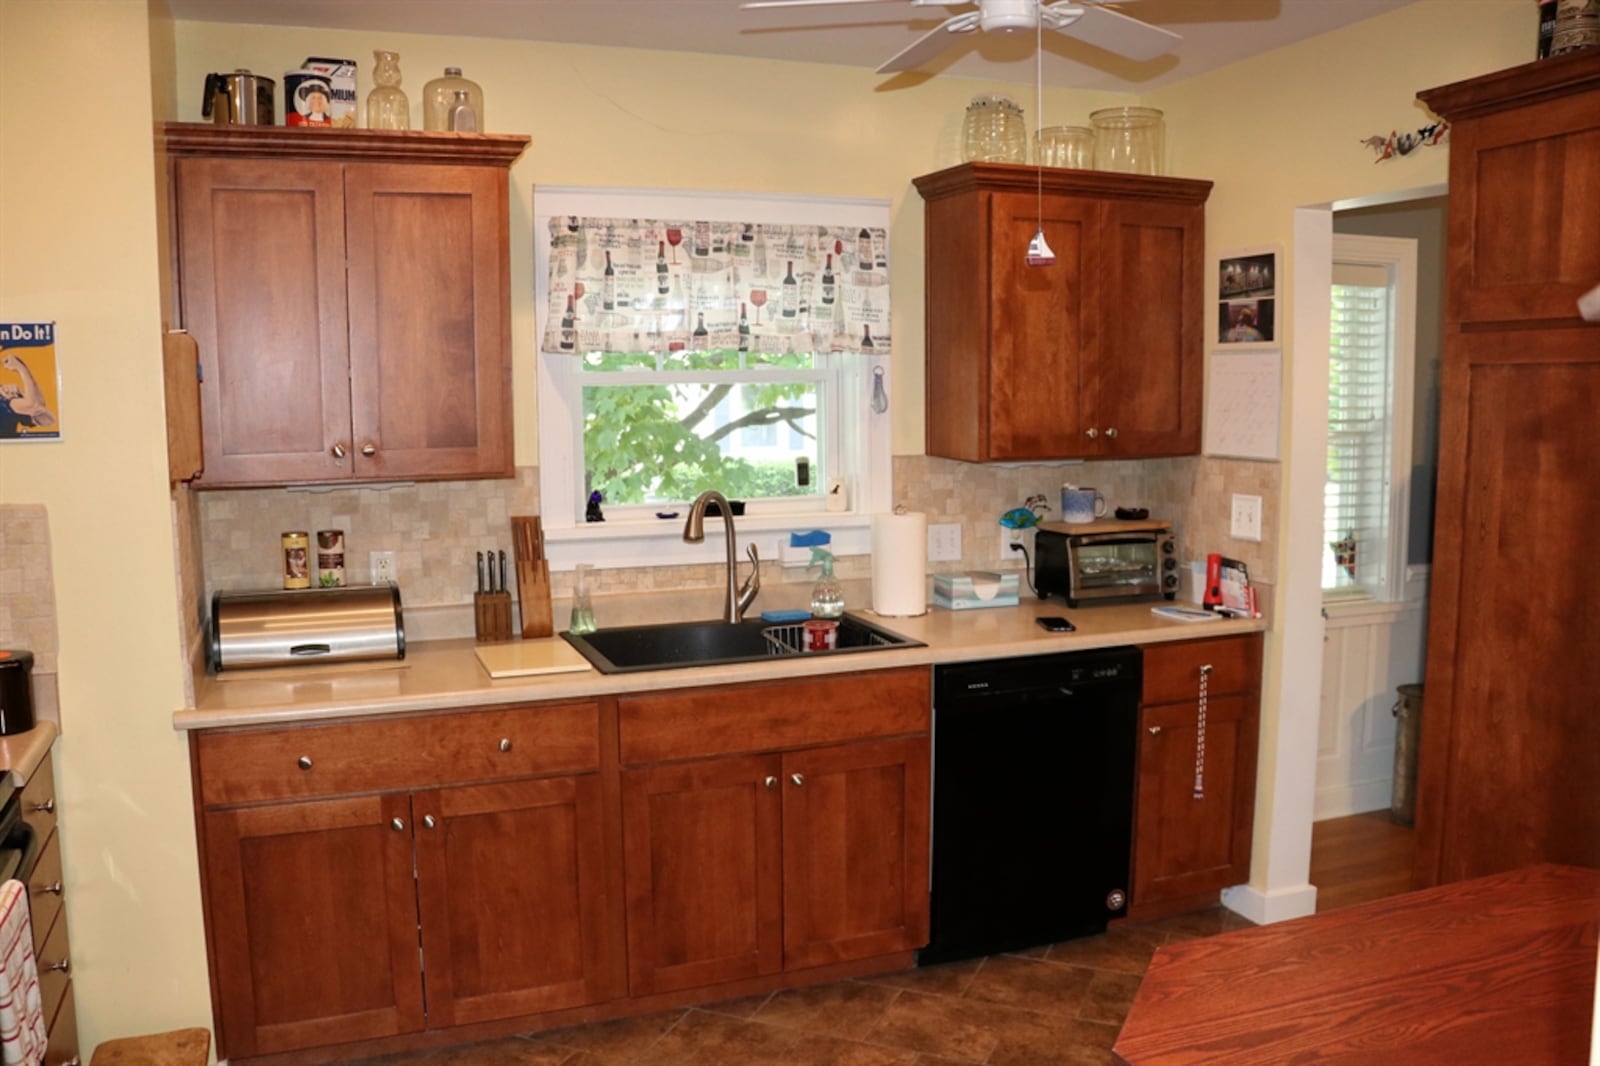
[282,531,311,590]
[316,529,346,588]
[1552,0,1599,53]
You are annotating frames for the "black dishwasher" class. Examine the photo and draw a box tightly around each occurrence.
[919,646,1141,965]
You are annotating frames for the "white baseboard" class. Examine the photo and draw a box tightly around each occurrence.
[1220,881,1318,925]
[1314,777,1393,822]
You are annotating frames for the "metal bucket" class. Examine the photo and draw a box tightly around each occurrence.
[1390,683,1425,826]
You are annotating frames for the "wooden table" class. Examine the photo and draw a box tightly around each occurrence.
[1114,864,1599,1064]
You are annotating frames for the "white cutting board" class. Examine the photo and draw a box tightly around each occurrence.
[474,638,594,679]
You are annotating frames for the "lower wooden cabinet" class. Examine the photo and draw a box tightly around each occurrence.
[193,674,931,1063]
[621,736,929,996]
[193,701,617,1061]
[1130,634,1262,916]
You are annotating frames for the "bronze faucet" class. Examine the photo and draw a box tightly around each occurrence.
[683,490,761,622]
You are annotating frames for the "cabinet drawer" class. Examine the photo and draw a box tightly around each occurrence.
[1142,634,1261,705]
[197,701,600,806]
[620,668,931,765]
[21,755,57,848]
[37,905,70,1032]
[27,829,63,954]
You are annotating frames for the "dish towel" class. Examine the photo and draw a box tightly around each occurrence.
[0,880,44,1066]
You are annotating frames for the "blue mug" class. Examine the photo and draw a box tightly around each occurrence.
[1061,487,1107,524]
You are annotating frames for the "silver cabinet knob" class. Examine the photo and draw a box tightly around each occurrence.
[42,957,69,975]
[331,442,347,459]
[297,756,313,770]
[764,776,778,789]
[498,737,512,753]
[361,443,377,457]
[1148,726,1162,735]
[35,881,62,896]
[28,798,54,813]
[1085,427,1098,439]
[790,773,805,787]
[1105,427,1118,439]
[391,817,405,831]
[423,815,436,829]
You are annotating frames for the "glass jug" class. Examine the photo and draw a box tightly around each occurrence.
[1090,106,1165,174]
[424,66,485,132]
[961,94,1027,163]
[568,563,597,635]
[366,50,409,130]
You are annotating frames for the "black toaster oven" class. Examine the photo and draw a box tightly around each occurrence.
[1035,520,1178,607]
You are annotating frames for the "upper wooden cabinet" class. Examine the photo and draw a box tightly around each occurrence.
[914,163,1210,462]
[1412,52,1600,888]
[164,124,528,487]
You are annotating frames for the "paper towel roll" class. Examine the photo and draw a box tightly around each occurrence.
[871,512,928,616]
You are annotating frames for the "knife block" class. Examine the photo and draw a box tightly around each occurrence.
[474,590,513,643]
[517,559,553,639]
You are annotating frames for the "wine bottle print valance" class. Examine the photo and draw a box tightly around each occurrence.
[542,217,890,356]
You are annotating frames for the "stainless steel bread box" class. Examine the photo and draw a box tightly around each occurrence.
[210,585,405,671]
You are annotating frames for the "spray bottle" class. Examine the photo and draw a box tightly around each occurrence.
[809,546,845,618]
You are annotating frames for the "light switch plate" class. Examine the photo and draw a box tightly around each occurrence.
[928,523,962,562]
[1230,494,1263,542]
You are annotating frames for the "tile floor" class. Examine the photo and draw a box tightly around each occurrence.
[352,908,1255,1066]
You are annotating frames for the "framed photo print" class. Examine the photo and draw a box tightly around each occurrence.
[1217,247,1278,347]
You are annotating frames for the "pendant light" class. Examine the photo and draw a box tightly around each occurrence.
[1025,0,1057,268]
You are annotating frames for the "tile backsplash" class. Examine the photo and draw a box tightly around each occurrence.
[0,504,57,672]
[193,455,1279,621]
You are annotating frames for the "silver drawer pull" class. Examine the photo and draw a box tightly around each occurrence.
[790,773,805,787]
[297,756,313,770]
[331,442,347,459]
[1085,427,1098,439]
[391,817,405,832]
[423,815,436,829]
[35,881,62,896]
[1105,427,1118,439]
[498,738,513,753]
[28,798,54,814]
[764,776,778,789]
[1148,726,1162,735]
[42,957,69,975]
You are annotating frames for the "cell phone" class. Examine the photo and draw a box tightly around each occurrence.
[1036,616,1075,632]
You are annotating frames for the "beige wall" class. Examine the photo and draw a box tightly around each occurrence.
[0,0,1535,1047]
[0,0,210,1050]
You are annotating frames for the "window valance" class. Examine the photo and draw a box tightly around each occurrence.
[541,217,890,356]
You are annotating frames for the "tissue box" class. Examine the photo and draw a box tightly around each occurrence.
[933,571,1020,610]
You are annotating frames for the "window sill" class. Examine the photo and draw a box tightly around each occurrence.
[543,513,874,571]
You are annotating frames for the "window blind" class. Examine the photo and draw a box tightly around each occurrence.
[1325,282,1393,593]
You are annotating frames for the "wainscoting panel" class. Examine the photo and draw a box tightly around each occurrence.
[1315,575,1429,821]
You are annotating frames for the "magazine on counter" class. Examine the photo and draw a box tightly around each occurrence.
[1204,553,1259,618]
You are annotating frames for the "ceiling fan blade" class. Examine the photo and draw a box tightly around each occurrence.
[876,11,981,73]
[742,0,902,9]
[1044,2,1181,61]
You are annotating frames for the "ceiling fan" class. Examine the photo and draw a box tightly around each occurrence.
[739,0,1182,74]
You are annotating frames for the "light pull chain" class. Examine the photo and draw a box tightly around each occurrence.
[1192,664,1212,799]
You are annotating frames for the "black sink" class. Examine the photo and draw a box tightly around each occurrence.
[561,613,923,674]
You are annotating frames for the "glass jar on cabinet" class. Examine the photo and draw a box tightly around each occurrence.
[366,50,409,130]
[423,66,485,131]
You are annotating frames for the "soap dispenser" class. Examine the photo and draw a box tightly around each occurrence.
[809,547,845,619]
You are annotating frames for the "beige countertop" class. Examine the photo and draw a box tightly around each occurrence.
[177,599,1266,731]
[0,720,58,786]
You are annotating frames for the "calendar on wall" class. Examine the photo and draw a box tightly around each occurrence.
[1204,348,1280,461]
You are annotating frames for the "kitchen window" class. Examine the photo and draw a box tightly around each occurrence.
[1324,235,1417,600]
[535,187,891,570]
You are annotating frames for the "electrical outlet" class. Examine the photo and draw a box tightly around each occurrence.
[1000,525,1033,558]
[1230,494,1263,542]
[928,523,962,562]
[370,550,397,584]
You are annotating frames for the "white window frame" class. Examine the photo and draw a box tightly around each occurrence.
[1324,234,1417,604]
[534,186,892,571]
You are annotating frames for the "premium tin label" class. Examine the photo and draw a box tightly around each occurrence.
[282,531,311,589]
[316,529,346,588]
